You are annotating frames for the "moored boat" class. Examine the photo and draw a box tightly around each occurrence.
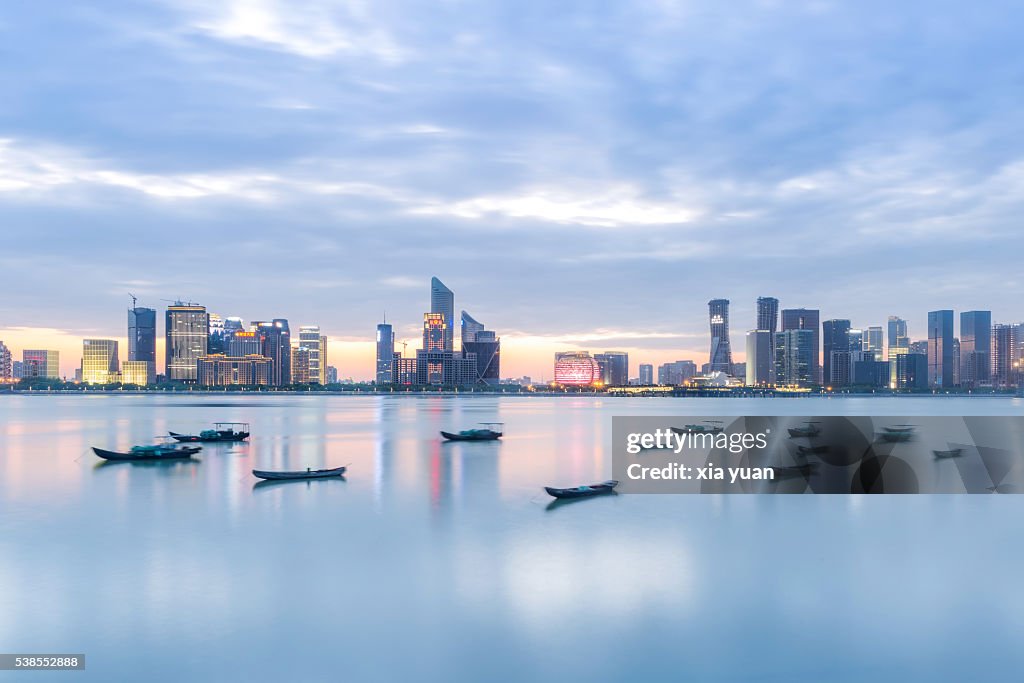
[252,466,347,481]
[170,422,250,443]
[879,425,916,443]
[544,480,619,499]
[797,445,829,456]
[933,448,962,459]
[441,422,503,441]
[787,421,821,438]
[92,443,201,461]
[671,421,724,436]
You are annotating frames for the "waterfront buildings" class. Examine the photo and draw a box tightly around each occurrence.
[327,366,338,384]
[864,326,884,361]
[22,350,60,379]
[554,352,602,386]
[639,364,653,385]
[959,310,992,387]
[887,316,909,353]
[460,311,485,344]
[128,305,156,384]
[197,354,272,386]
[298,325,327,384]
[822,319,851,387]
[756,297,779,334]
[896,353,929,390]
[745,330,773,387]
[658,360,697,385]
[0,341,10,380]
[291,345,312,384]
[461,311,501,385]
[595,351,629,386]
[254,319,291,386]
[165,303,208,381]
[774,329,814,387]
[782,309,820,383]
[208,313,226,354]
[82,339,119,384]
[376,321,394,384]
[927,310,955,388]
[227,331,261,356]
[430,277,455,352]
[707,299,733,373]
[993,323,1023,387]
[121,361,151,386]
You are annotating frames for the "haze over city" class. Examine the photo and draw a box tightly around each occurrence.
[3,1,1024,379]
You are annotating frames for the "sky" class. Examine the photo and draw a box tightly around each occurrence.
[2,0,1024,380]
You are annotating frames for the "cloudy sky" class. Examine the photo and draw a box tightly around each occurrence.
[2,0,1023,379]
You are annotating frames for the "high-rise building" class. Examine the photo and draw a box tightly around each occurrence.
[993,323,1023,387]
[774,329,814,388]
[22,350,60,379]
[745,330,774,387]
[848,328,864,352]
[461,310,485,345]
[12,361,24,379]
[254,319,291,386]
[657,360,697,385]
[128,306,156,384]
[430,277,455,352]
[82,339,119,384]
[376,321,395,384]
[822,319,851,387]
[0,341,11,380]
[165,303,208,381]
[298,326,326,384]
[197,354,272,386]
[959,310,992,388]
[208,313,226,354]
[864,326,884,361]
[887,316,909,356]
[291,345,312,384]
[595,351,629,386]
[896,353,929,390]
[227,331,261,356]
[122,361,151,386]
[462,327,501,385]
[422,313,446,353]
[639,364,654,385]
[326,366,339,385]
[707,299,732,373]
[782,309,820,383]
[927,310,954,388]
[756,297,779,334]
[554,352,602,386]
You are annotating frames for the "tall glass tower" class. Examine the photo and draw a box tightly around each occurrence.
[707,299,732,373]
[129,306,156,384]
[165,303,208,381]
[431,277,455,352]
[376,321,394,384]
[927,310,954,388]
[756,297,779,334]
[782,308,821,384]
[959,310,991,387]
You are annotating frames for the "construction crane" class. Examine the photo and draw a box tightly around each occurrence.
[129,292,137,310]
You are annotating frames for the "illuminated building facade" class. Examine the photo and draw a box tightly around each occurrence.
[23,350,60,379]
[639,364,653,385]
[993,323,1023,387]
[197,354,272,386]
[430,277,455,352]
[756,297,779,334]
[774,329,813,387]
[0,340,11,380]
[657,360,697,385]
[864,326,884,361]
[255,319,291,386]
[291,345,312,384]
[887,316,909,355]
[128,306,156,384]
[299,326,326,384]
[707,299,732,373]
[822,319,851,386]
[782,308,820,383]
[165,303,208,381]
[595,351,629,386]
[122,361,151,386]
[82,339,119,384]
[554,351,602,386]
[927,310,954,388]
[423,313,446,352]
[376,321,394,384]
[227,331,261,356]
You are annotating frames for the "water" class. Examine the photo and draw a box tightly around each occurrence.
[2,394,1023,682]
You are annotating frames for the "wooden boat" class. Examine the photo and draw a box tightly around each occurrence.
[441,422,503,441]
[787,422,821,438]
[93,444,201,461]
[544,480,619,499]
[252,466,347,481]
[671,421,724,436]
[170,422,250,443]
[879,425,915,443]
[797,445,829,456]
[933,448,963,459]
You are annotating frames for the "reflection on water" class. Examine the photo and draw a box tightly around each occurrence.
[1,394,1024,682]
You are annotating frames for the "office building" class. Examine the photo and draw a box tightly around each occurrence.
[707,299,732,373]
[165,303,208,381]
[554,352,602,386]
[993,323,1023,387]
[848,328,864,352]
[756,297,779,334]
[0,341,11,380]
[461,311,501,385]
[82,339,119,384]
[227,331,261,356]
[326,366,338,384]
[128,305,156,384]
[197,354,272,386]
[774,329,814,388]
[853,358,890,387]
[745,330,774,387]
[959,310,992,388]
[887,316,909,355]
[121,361,151,386]
[298,326,326,384]
[639,364,654,385]
[822,319,851,386]
[23,350,60,379]
[208,313,226,354]
[595,351,629,386]
[461,311,485,345]
[291,345,312,384]
[927,310,954,388]
[896,353,928,390]
[254,319,291,386]
[12,360,24,379]
[657,360,697,385]
[423,313,446,352]
[376,321,395,384]
[782,309,820,383]
[430,277,455,352]
[392,356,417,386]
[864,326,884,361]
[415,349,477,386]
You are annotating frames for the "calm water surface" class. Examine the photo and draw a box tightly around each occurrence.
[2,395,1024,682]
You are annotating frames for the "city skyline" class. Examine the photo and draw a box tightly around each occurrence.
[3,3,1024,380]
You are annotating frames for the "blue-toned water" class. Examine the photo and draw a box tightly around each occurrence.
[2,395,1023,682]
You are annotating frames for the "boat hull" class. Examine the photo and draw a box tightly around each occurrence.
[440,431,501,441]
[545,480,619,499]
[169,431,250,443]
[92,446,200,461]
[252,467,347,481]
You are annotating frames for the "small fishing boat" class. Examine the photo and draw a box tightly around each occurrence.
[441,422,503,441]
[787,421,821,438]
[544,480,619,499]
[933,448,963,459]
[797,445,829,456]
[93,443,201,461]
[252,466,347,481]
[169,422,250,443]
[879,425,916,443]
[671,420,724,436]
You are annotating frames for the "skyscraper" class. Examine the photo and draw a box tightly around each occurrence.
[959,310,992,388]
[431,277,455,352]
[461,311,501,385]
[254,319,291,386]
[165,303,208,381]
[864,326,884,361]
[208,313,226,354]
[595,352,629,386]
[822,319,851,386]
[376,320,394,384]
[0,340,11,380]
[992,323,1023,387]
[639,364,653,385]
[291,345,312,384]
[461,310,485,345]
[128,305,156,384]
[299,325,326,384]
[887,316,909,355]
[927,310,954,388]
[22,350,60,379]
[422,313,446,352]
[745,330,773,386]
[756,297,779,334]
[782,308,820,384]
[708,299,732,373]
[82,339,119,384]
[774,329,814,388]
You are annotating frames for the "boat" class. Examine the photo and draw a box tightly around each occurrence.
[252,466,347,481]
[92,443,201,461]
[544,480,619,499]
[879,425,916,443]
[933,448,963,459]
[797,445,829,456]
[169,422,250,443]
[787,421,821,438]
[670,421,724,436]
[441,422,503,441]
